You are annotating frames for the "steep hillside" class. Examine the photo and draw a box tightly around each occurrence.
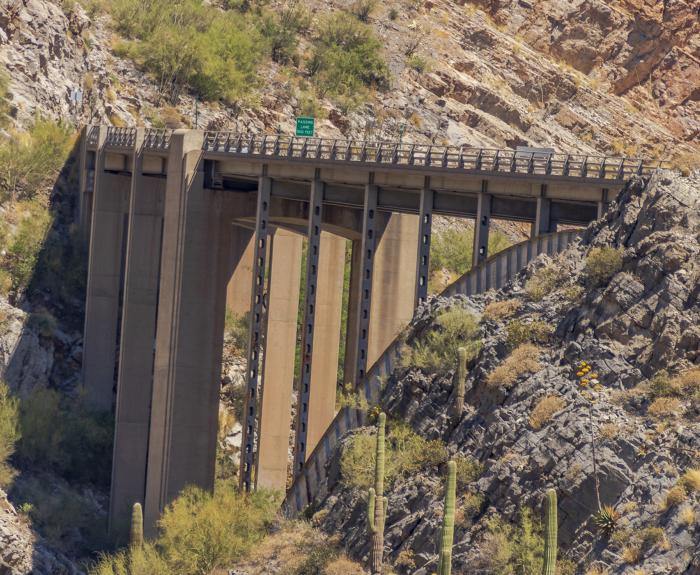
[308,171,700,574]
[1,0,698,164]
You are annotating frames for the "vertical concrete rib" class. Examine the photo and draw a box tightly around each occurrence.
[82,126,131,411]
[415,177,433,307]
[255,228,302,490]
[368,213,420,370]
[343,240,362,387]
[473,181,491,267]
[354,180,379,384]
[306,232,346,458]
[240,173,272,492]
[597,188,609,219]
[144,131,233,534]
[534,184,552,237]
[109,129,166,542]
[294,176,325,473]
[226,226,255,317]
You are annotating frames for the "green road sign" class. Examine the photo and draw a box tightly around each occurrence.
[296,117,315,137]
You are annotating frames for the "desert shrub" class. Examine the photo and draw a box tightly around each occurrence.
[487,344,541,388]
[0,71,12,128]
[454,454,483,488]
[621,544,642,564]
[479,508,545,575]
[483,299,522,322]
[649,368,700,402]
[324,556,365,575]
[0,381,19,486]
[2,199,53,296]
[407,54,430,73]
[351,0,377,21]
[661,485,688,510]
[524,263,568,301]
[647,397,683,419]
[680,506,696,527]
[157,485,278,575]
[529,395,566,429]
[341,422,447,489]
[111,0,263,103]
[639,526,668,551]
[680,468,700,493]
[27,307,57,337]
[92,544,170,575]
[671,151,700,176]
[429,227,511,292]
[394,549,416,570]
[17,388,113,487]
[584,246,623,288]
[404,305,481,372]
[225,309,249,354]
[505,319,552,348]
[309,11,390,106]
[259,1,310,64]
[0,120,74,203]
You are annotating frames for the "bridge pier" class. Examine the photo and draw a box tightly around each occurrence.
[532,185,556,237]
[109,129,167,542]
[256,228,302,490]
[143,131,233,535]
[226,226,255,317]
[82,129,132,411]
[473,182,491,267]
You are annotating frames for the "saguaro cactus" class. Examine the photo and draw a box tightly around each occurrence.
[130,502,143,549]
[455,347,467,416]
[437,460,457,575]
[368,412,387,575]
[542,489,558,575]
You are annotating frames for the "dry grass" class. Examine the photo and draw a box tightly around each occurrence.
[621,544,642,564]
[529,395,566,429]
[585,565,610,575]
[584,246,623,287]
[394,549,416,570]
[660,485,688,510]
[525,264,566,301]
[680,468,700,493]
[325,557,365,575]
[680,506,696,527]
[483,299,522,321]
[598,423,620,440]
[648,397,684,418]
[487,344,542,388]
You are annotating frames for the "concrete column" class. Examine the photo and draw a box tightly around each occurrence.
[82,127,131,411]
[343,240,362,387]
[144,131,233,534]
[109,130,166,542]
[415,177,433,307]
[597,188,609,219]
[306,232,346,458]
[472,181,491,267]
[255,228,302,491]
[533,184,553,237]
[367,212,419,369]
[294,178,325,472]
[226,226,255,317]
[240,175,272,491]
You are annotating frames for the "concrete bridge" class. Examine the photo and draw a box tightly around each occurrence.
[78,125,657,540]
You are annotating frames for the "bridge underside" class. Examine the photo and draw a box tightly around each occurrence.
[79,127,623,541]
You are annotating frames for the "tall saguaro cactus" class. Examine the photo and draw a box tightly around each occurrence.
[368,412,388,575]
[454,347,468,416]
[130,502,143,549]
[437,460,457,575]
[542,489,558,575]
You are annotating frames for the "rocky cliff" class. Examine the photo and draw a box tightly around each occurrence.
[310,171,700,574]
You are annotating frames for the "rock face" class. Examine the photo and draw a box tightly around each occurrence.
[309,172,700,575]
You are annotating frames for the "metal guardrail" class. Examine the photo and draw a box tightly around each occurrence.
[87,126,100,147]
[283,229,582,515]
[203,133,661,182]
[105,127,137,149]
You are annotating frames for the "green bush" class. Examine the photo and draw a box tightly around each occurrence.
[429,227,511,292]
[454,454,483,489]
[0,71,12,128]
[92,484,278,575]
[583,246,623,288]
[481,509,545,575]
[309,12,390,106]
[259,1,310,64]
[0,381,19,487]
[225,309,249,354]
[0,120,74,203]
[404,305,482,372]
[17,388,114,487]
[524,264,566,301]
[111,0,263,103]
[505,319,553,348]
[341,421,447,489]
[351,0,377,21]
[407,54,430,73]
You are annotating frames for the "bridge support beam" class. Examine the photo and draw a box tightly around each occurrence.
[144,131,233,535]
[294,177,325,472]
[82,130,132,411]
[533,185,556,237]
[240,174,272,492]
[597,188,609,219]
[415,178,433,307]
[78,126,103,242]
[472,182,491,267]
[226,226,255,317]
[343,239,362,387]
[256,228,302,490]
[109,129,166,542]
[306,232,346,458]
